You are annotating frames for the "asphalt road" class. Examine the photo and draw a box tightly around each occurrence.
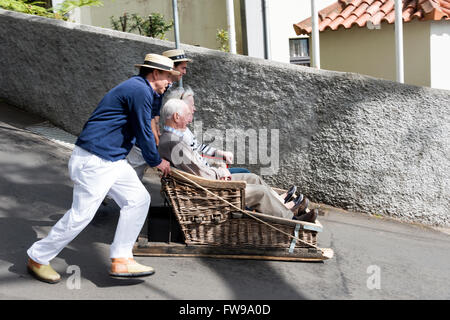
[0,102,449,300]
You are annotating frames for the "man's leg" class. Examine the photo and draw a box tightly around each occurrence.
[107,160,151,259]
[243,185,294,219]
[231,173,293,219]
[231,173,284,202]
[27,146,117,265]
[106,160,154,277]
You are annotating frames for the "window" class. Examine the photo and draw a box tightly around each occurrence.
[289,38,310,66]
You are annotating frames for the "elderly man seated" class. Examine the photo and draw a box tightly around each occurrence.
[163,85,252,173]
[158,99,318,223]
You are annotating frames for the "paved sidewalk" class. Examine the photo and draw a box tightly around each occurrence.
[0,102,449,300]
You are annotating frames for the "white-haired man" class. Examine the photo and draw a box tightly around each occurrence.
[164,86,235,167]
[158,99,317,222]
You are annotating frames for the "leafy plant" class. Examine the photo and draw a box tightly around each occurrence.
[0,0,103,20]
[216,28,229,52]
[110,12,133,32]
[110,12,173,39]
[0,0,54,18]
[55,0,103,18]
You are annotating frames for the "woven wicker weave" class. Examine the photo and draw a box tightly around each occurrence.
[161,169,317,249]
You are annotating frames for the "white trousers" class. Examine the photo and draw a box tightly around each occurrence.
[27,146,151,265]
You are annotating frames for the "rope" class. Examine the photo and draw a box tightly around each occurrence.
[168,169,322,252]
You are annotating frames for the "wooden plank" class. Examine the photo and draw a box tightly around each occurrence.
[133,242,332,262]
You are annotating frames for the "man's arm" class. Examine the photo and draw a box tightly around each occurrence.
[160,136,230,180]
[128,87,161,167]
[154,116,161,136]
[151,117,160,146]
[214,149,234,164]
[185,128,233,164]
[176,142,231,180]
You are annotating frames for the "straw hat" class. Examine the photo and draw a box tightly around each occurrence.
[162,49,192,63]
[134,54,181,76]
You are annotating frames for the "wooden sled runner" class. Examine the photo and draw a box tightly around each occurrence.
[133,169,334,262]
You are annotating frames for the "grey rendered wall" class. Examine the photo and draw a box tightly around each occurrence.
[1,9,449,226]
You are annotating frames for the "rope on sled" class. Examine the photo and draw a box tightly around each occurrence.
[170,169,322,253]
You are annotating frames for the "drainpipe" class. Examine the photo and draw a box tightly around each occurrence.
[172,0,181,49]
[172,0,182,87]
[311,0,320,69]
[262,0,271,59]
[226,0,237,54]
[395,0,404,83]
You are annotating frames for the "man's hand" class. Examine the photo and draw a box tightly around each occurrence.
[218,167,231,181]
[223,151,233,164]
[216,150,234,164]
[156,159,171,177]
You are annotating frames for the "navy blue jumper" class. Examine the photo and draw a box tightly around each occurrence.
[75,75,162,167]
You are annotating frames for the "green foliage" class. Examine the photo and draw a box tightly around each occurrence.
[216,28,229,52]
[55,0,103,17]
[0,0,103,20]
[0,0,54,18]
[110,12,173,39]
[110,12,132,32]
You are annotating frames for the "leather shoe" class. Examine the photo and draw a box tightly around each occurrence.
[27,258,61,284]
[291,195,309,215]
[294,208,318,223]
[110,258,155,277]
[283,185,297,204]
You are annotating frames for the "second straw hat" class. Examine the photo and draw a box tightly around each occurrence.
[162,49,192,63]
[134,54,181,76]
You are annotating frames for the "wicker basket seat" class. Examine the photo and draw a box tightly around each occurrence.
[161,168,323,250]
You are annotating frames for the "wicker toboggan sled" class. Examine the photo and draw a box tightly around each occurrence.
[133,168,334,262]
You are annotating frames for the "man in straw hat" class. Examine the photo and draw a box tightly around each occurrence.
[162,48,192,82]
[128,49,192,179]
[26,54,180,283]
[150,49,192,146]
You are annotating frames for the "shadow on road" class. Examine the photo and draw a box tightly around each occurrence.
[0,116,310,298]
[0,157,309,298]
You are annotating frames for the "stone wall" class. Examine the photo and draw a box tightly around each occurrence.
[1,9,449,226]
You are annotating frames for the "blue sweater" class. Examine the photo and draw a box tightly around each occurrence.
[151,93,162,119]
[151,82,174,118]
[75,76,162,167]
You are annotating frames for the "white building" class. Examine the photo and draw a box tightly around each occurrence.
[67,0,334,66]
[243,0,335,64]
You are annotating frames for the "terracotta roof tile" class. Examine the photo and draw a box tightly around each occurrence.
[353,2,371,17]
[340,3,359,18]
[366,0,384,15]
[355,12,373,26]
[379,0,395,13]
[319,17,334,30]
[293,0,450,35]
[383,7,397,22]
[372,10,387,24]
[342,13,359,27]
[329,15,346,29]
